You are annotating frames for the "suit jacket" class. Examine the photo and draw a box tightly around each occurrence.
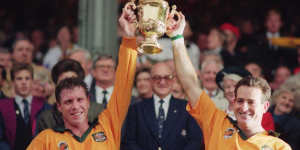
[254,32,297,80]
[122,96,203,150]
[0,97,50,148]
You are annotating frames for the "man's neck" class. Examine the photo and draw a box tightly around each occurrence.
[65,122,89,137]
[238,123,265,138]
[96,81,113,89]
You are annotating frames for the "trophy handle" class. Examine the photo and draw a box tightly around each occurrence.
[170,5,180,25]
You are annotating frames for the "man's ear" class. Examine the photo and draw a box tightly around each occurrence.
[57,102,62,113]
[263,101,270,113]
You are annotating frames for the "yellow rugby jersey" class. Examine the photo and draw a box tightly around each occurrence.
[186,92,292,150]
[26,37,138,150]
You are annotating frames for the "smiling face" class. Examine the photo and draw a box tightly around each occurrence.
[57,86,90,128]
[274,91,294,115]
[201,62,221,92]
[234,86,269,130]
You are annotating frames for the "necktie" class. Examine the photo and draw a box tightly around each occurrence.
[22,99,30,124]
[102,90,108,108]
[158,99,165,139]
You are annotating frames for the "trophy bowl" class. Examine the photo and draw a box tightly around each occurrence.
[126,0,178,54]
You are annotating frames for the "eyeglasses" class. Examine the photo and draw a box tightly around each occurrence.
[95,65,115,70]
[151,75,174,82]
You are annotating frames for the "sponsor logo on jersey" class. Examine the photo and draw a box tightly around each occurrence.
[224,128,235,139]
[58,141,69,150]
[92,132,107,142]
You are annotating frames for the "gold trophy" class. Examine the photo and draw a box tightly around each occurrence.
[125,0,179,54]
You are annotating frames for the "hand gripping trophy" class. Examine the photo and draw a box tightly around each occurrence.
[125,0,179,54]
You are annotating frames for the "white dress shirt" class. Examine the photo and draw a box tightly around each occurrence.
[95,86,114,104]
[15,95,33,118]
[153,94,171,118]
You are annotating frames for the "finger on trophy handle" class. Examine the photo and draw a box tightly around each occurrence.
[125,0,136,11]
[170,5,181,25]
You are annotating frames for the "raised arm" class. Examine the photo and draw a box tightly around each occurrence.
[167,13,202,107]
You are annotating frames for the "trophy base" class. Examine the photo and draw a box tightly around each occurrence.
[139,44,162,54]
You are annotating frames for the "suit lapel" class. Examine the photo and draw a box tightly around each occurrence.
[143,97,159,140]
[161,97,179,142]
[31,97,44,135]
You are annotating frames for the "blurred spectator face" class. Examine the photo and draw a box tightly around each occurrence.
[151,63,174,99]
[136,71,152,97]
[240,20,254,35]
[13,70,33,97]
[200,62,221,91]
[274,66,291,86]
[31,30,44,47]
[274,91,294,115]
[245,63,262,77]
[0,52,12,70]
[223,78,237,103]
[12,40,34,64]
[183,21,193,39]
[197,33,208,51]
[92,58,116,85]
[69,51,92,76]
[172,78,185,99]
[57,26,71,44]
[265,11,282,33]
[223,29,236,44]
[207,29,223,50]
[57,71,78,84]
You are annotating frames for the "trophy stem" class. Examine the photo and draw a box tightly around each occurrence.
[138,35,162,54]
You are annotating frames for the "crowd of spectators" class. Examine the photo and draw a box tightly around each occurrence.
[0,0,300,149]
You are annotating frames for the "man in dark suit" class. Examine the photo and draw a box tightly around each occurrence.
[0,64,50,150]
[255,8,297,81]
[122,62,203,150]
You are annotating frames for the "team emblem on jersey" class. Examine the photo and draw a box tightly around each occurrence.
[58,141,69,150]
[92,132,107,142]
[261,145,273,150]
[224,128,235,139]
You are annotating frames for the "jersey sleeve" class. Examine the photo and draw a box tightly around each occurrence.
[186,91,226,137]
[98,37,137,147]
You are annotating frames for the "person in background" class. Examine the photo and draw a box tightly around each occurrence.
[219,23,241,68]
[245,62,264,78]
[68,49,93,89]
[90,55,116,107]
[199,59,227,110]
[270,66,291,91]
[11,38,54,101]
[122,62,202,150]
[269,89,300,150]
[132,67,153,103]
[0,64,50,150]
[43,25,79,70]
